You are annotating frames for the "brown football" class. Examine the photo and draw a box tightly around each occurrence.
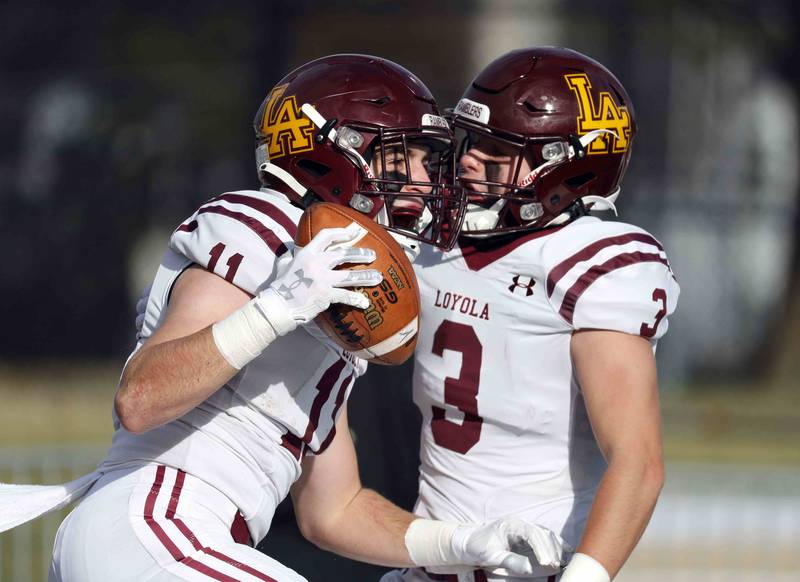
[295,202,420,366]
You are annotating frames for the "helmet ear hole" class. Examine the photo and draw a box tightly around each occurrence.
[297,159,331,180]
[564,172,596,189]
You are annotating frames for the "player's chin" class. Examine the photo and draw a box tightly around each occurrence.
[390,204,424,230]
[391,212,420,230]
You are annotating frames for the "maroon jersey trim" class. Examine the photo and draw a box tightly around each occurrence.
[143,465,278,581]
[558,251,670,324]
[208,193,298,238]
[422,569,494,582]
[196,205,291,257]
[177,220,198,233]
[280,360,352,460]
[314,370,354,455]
[458,226,564,272]
[144,466,183,560]
[301,358,348,450]
[280,432,304,461]
[230,511,252,546]
[547,232,664,297]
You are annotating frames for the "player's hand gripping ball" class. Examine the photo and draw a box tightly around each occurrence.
[295,202,420,365]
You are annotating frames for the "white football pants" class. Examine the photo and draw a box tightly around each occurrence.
[379,568,560,582]
[49,464,306,582]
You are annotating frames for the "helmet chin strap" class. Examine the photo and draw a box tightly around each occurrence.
[259,161,308,198]
[544,187,621,227]
[582,189,619,214]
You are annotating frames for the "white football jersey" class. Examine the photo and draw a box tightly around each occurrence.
[99,188,368,543]
[412,216,679,564]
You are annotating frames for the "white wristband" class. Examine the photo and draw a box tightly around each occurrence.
[404,518,460,566]
[211,300,279,369]
[559,553,610,582]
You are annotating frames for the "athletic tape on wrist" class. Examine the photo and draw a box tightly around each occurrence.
[404,518,460,566]
[212,300,279,369]
[254,289,297,337]
[559,553,610,582]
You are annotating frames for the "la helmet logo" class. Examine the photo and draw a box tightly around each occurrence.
[259,84,315,160]
[508,275,535,297]
[564,73,631,155]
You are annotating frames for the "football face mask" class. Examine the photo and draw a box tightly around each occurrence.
[454,121,616,236]
[362,133,465,252]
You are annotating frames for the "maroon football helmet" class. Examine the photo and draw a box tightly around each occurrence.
[254,54,465,250]
[452,47,637,237]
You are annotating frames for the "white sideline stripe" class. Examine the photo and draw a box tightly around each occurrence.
[351,317,418,359]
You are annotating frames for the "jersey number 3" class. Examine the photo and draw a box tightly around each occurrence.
[431,320,484,454]
[640,288,667,338]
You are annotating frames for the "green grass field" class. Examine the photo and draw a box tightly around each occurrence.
[0,361,800,465]
[1,360,798,465]
[1,361,797,580]
[0,362,119,445]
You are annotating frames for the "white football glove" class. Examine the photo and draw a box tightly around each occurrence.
[257,222,381,334]
[213,222,381,368]
[406,517,568,577]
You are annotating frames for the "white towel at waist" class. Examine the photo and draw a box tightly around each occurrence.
[0,470,101,532]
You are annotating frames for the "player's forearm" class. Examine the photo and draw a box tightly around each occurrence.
[301,487,416,566]
[575,452,664,578]
[115,327,238,434]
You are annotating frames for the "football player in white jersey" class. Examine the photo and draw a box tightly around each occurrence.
[384,48,680,582]
[0,55,567,581]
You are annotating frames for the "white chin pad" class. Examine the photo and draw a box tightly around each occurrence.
[389,231,421,263]
[462,200,504,232]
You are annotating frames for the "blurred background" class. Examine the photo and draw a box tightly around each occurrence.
[1,0,798,580]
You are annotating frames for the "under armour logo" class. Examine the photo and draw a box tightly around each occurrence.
[276,269,313,300]
[508,275,535,296]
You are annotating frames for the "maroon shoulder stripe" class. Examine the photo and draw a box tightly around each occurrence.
[177,220,199,233]
[209,193,298,238]
[559,251,670,324]
[547,233,664,297]
[197,205,290,257]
